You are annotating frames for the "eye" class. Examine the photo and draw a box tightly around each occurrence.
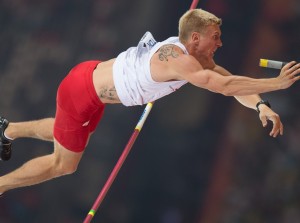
[213,35,219,40]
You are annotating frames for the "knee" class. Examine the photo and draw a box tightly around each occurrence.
[57,162,78,176]
[53,158,79,176]
[52,139,83,177]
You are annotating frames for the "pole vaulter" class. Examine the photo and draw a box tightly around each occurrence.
[83,0,200,222]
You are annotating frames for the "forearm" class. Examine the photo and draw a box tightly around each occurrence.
[212,75,280,96]
[191,70,280,96]
[234,94,261,110]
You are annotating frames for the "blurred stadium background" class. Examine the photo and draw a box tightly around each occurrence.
[0,0,299,222]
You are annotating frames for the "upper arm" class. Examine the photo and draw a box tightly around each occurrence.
[151,48,231,93]
[174,56,228,91]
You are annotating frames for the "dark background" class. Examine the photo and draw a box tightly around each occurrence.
[0,0,299,222]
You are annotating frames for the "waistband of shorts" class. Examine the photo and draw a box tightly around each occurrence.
[85,60,104,107]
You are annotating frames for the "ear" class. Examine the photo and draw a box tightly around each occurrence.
[191,32,200,43]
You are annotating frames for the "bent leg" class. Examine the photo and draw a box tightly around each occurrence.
[0,139,83,194]
[5,118,54,141]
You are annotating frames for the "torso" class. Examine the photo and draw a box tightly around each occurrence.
[92,58,121,104]
[93,46,186,105]
[92,45,188,105]
[92,33,190,106]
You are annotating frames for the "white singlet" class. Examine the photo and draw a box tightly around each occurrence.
[113,31,188,106]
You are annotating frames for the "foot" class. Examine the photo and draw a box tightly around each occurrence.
[0,117,12,161]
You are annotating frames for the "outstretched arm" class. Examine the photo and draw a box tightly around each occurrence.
[235,94,283,137]
[176,55,300,96]
[214,65,283,137]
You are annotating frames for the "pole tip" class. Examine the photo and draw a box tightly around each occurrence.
[259,59,268,68]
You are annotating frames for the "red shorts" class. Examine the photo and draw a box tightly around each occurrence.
[54,60,105,152]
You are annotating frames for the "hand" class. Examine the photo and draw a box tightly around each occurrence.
[277,61,300,89]
[258,105,283,137]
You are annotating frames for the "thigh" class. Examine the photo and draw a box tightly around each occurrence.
[54,60,104,152]
[54,104,90,152]
[89,105,105,133]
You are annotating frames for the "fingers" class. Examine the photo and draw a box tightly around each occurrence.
[292,75,300,82]
[282,61,300,78]
[282,61,297,71]
[260,115,267,127]
[291,63,300,76]
[288,63,300,75]
[287,62,300,77]
[268,115,283,137]
[269,121,283,137]
[282,61,300,86]
[261,112,283,137]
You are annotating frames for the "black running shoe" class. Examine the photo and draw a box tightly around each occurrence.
[0,117,12,161]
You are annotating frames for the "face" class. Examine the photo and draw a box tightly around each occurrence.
[191,24,222,69]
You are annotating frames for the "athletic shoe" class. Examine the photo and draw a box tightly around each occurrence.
[0,117,12,161]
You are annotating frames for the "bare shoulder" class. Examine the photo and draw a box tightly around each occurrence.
[151,45,201,82]
[156,44,183,61]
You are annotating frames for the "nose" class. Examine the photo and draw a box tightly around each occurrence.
[218,39,223,47]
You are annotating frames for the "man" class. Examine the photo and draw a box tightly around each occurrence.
[0,9,299,195]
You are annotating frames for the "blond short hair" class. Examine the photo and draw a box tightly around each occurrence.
[179,9,222,43]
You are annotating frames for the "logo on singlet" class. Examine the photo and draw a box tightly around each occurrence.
[82,121,90,127]
[140,32,157,49]
[147,39,157,47]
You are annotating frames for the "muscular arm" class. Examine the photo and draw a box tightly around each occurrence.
[213,65,283,137]
[213,65,262,109]
[175,55,300,96]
